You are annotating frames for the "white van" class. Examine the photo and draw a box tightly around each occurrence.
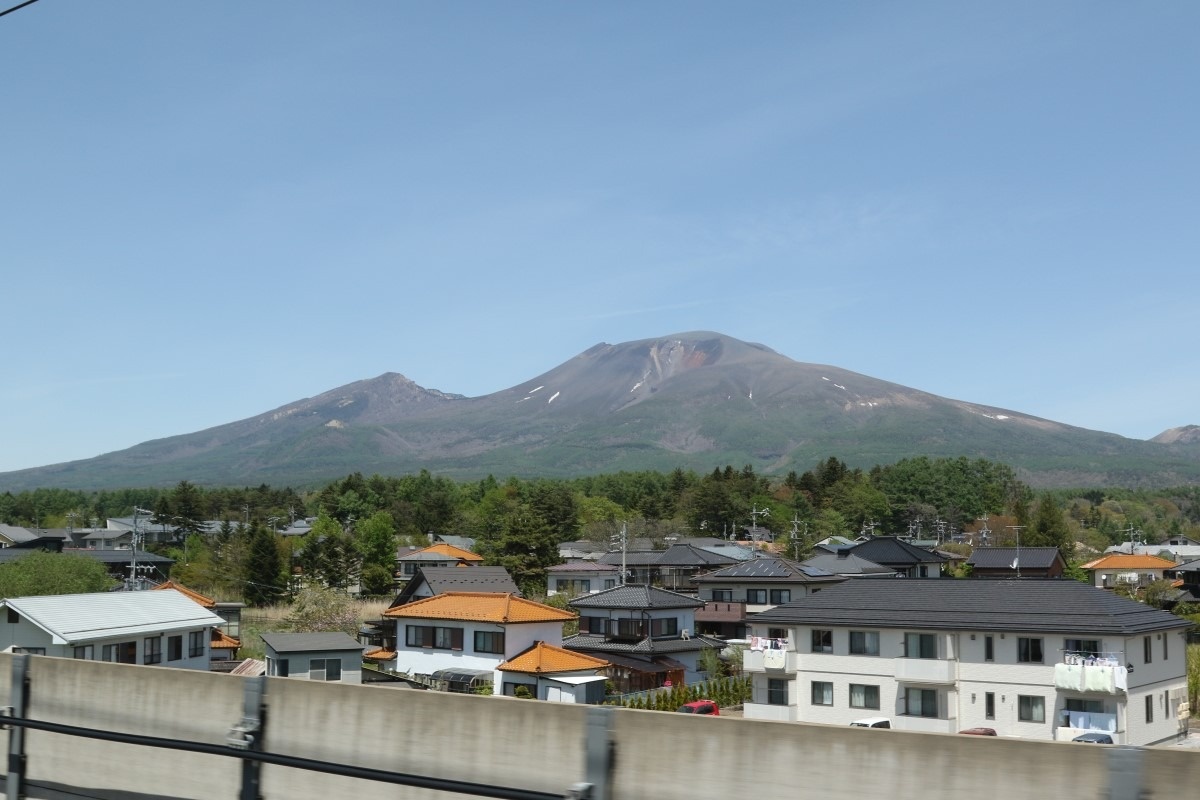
[849,717,891,729]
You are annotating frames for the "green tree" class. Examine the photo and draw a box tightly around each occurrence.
[285,587,359,636]
[244,522,284,607]
[1028,494,1072,557]
[355,511,397,572]
[0,552,116,596]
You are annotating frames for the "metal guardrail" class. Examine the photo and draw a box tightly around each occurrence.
[2,654,614,800]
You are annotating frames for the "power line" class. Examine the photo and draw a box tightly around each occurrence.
[0,0,41,20]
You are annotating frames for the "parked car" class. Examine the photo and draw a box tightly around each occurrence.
[1072,732,1114,744]
[959,728,997,736]
[849,717,891,729]
[676,700,719,715]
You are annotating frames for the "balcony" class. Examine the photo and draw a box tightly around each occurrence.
[894,714,958,735]
[743,702,798,722]
[893,658,956,684]
[743,649,797,673]
[1053,657,1127,694]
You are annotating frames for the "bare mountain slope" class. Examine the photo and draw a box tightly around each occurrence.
[2,332,1198,490]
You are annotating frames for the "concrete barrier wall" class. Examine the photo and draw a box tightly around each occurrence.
[0,654,1195,800]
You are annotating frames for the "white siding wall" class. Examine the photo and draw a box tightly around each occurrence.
[389,619,565,683]
[0,619,211,670]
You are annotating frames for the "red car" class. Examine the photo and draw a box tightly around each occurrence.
[676,700,720,715]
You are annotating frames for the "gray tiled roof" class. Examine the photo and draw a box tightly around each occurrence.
[546,562,621,573]
[800,553,895,576]
[967,547,1064,569]
[750,579,1192,635]
[390,566,519,607]
[847,536,949,566]
[563,632,724,655]
[692,556,842,583]
[568,584,703,610]
[260,632,365,653]
[596,543,739,568]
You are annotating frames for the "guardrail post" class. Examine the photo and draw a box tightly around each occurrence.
[226,675,267,800]
[5,654,29,800]
[566,706,614,800]
[1107,746,1145,800]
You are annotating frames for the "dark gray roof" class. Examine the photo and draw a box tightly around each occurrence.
[569,584,703,610]
[692,557,843,584]
[563,633,724,655]
[546,562,621,573]
[846,537,949,566]
[260,632,364,653]
[597,543,738,569]
[800,552,896,577]
[390,566,519,607]
[0,548,174,567]
[597,550,664,567]
[967,547,1065,569]
[750,579,1192,635]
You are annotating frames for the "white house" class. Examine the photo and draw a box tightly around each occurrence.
[691,556,844,638]
[0,589,222,670]
[545,562,621,597]
[380,592,576,693]
[261,632,365,685]
[1078,554,1178,589]
[742,580,1191,746]
[496,641,609,702]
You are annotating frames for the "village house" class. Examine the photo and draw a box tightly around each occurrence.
[1079,554,1178,590]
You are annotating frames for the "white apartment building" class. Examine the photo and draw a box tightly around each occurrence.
[743,579,1191,746]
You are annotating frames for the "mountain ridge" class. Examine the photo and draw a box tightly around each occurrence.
[2,331,1197,491]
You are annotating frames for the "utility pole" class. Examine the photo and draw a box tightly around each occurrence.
[749,505,771,542]
[790,516,807,561]
[1006,525,1025,578]
[610,523,628,586]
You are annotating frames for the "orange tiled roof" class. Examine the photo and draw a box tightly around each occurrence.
[1078,554,1177,570]
[364,648,397,661]
[383,592,576,624]
[499,641,609,674]
[210,629,241,650]
[400,543,484,562]
[153,580,215,608]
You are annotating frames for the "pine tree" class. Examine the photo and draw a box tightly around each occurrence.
[244,521,284,606]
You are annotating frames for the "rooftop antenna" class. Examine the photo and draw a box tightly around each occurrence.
[978,515,991,547]
[610,523,628,586]
[749,505,771,542]
[1006,525,1025,578]
[790,516,808,560]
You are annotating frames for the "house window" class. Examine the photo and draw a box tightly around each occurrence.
[769,589,791,604]
[904,688,938,718]
[309,658,342,682]
[73,645,94,660]
[985,692,995,720]
[711,589,733,602]
[849,631,879,656]
[767,679,789,706]
[579,616,607,635]
[474,631,505,654]
[268,657,289,677]
[1145,695,1153,723]
[1064,638,1100,657]
[651,617,678,637]
[1065,699,1104,714]
[767,628,789,640]
[6,609,17,624]
[811,681,833,706]
[811,630,833,653]
[850,684,880,709]
[12,647,45,655]
[406,625,464,650]
[984,635,994,662]
[143,637,162,665]
[603,579,616,590]
[746,589,767,604]
[188,630,205,657]
[1144,636,1152,664]
[1163,633,1168,661]
[1018,695,1045,723]
[167,635,183,661]
[904,633,936,659]
[555,578,591,594]
[615,618,646,638]
[1017,637,1044,663]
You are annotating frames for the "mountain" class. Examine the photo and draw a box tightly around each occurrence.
[3,332,1199,491]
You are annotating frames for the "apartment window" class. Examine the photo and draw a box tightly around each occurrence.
[985,692,995,720]
[850,684,880,710]
[746,589,768,604]
[73,645,94,660]
[1145,695,1153,723]
[651,617,679,637]
[188,630,205,657]
[767,679,789,706]
[143,637,162,665]
[13,647,45,655]
[711,589,733,602]
[849,631,879,656]
[769,589,791,604]
[474,631,505,654]
[767,627,789,640]
[905,688,937,718]
[1017,637,1044,663]
[1066,699,1105,714]
[309,658,342,682]
[1144,636,1153,664]
[167,635,183,661]
[1163,633,1169,661]
[1064,638,1101,657]
[1018,695,1045,723]
[811,681,833,706]
[984,635,994,662]
[811,630,833,653]
[904,632,936,659]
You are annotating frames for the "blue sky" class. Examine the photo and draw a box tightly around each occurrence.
[2,2,1197,475]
